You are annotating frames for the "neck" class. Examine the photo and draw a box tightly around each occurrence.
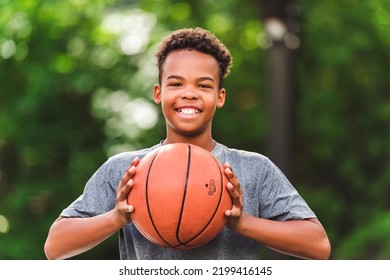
[162,136,216,152]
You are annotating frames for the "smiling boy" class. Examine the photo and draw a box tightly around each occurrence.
[44,27,331,260]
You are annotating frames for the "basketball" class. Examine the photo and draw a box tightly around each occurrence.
[128,143,232,250]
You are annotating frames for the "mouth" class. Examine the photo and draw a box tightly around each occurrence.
[175,107,201,115]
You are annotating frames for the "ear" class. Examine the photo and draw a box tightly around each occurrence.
[216,88,226,108]
[153,84,162,104]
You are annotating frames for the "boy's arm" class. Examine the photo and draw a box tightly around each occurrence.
[223,164,331,260]
[44,158,139,260]
[44,209,128,260]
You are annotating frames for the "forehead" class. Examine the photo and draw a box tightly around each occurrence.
[162,50,220,79]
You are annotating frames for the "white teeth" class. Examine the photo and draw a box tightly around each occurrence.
[177,108,200,115]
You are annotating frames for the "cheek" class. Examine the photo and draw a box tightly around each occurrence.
[159,95,172,112]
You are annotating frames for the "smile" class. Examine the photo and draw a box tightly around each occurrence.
[176,108,200,115]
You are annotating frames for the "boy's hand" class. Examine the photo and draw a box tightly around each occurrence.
[223,163,244,229]
[115,157,140,225]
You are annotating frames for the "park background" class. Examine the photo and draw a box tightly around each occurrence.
[1,0,389,260]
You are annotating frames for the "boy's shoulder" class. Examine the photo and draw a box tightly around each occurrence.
[216,142,270,163]
[104,144,161,168]
[216,142,281,175]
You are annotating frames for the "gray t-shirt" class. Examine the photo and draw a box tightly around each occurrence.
[61,142,316,259]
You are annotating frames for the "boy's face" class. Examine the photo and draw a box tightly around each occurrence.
[154,50,225,139]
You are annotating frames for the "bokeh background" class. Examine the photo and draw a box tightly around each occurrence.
[1,0,389,260]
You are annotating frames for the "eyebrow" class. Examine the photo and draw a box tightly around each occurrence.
[166,75,215,83]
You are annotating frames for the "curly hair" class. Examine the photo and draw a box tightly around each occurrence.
[155,27,233,89]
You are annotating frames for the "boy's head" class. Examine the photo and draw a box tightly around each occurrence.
[155,27,232,89]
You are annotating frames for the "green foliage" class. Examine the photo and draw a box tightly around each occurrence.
[296,0,390,259]
[0,0,116,259]
[337,212,390,259]
[1,0,389,259]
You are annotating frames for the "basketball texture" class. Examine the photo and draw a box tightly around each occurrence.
[128,143,232,250]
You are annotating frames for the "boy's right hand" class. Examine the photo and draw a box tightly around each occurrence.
[115,157,140,225]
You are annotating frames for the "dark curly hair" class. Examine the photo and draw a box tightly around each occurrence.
[155,27,232,89]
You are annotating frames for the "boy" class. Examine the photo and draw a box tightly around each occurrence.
[44,27,331,260]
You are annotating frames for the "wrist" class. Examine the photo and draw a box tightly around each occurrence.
[226,212,248,232]
[108,209,132,229]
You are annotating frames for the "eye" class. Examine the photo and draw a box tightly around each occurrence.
[168,82,182,87]
[198,84,212,89]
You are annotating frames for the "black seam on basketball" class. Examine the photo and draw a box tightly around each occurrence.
[175,144,191,246]
[145,150,175,248]
[177,151,225,247]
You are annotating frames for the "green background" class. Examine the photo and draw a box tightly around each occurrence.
[1,0,390,259]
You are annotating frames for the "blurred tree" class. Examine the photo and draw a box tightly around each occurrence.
[259,0,302,177]
[296,0,390,259]
[0,0,117,259]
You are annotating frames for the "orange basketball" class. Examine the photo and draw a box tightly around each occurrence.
[128,143,232,250]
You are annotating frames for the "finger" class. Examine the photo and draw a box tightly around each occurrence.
[118,203,134,213]
[226,182,242,206]
[224,163,237,181]
[117,178,134,201]
[119,165,137,189]
[123,157,140,179]
[224,167,241,195]
[225,207,240,217]
[131,156,140,167]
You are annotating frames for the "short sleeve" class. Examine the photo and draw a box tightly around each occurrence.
[60,159,124,218]
[258,159,316,221]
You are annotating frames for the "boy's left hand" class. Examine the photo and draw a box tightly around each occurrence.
[223,163,244,229]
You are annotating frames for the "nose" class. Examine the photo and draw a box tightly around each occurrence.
[181,87,198,99]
